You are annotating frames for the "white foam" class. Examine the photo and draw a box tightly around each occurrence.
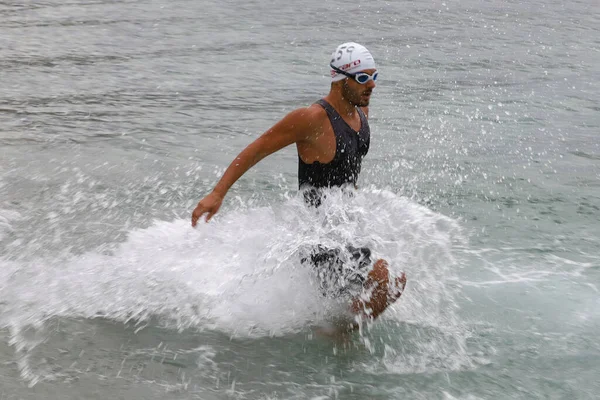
[0,188,469,383]
[1,189,464,330]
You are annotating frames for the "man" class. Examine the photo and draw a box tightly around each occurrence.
[191,42,406,325]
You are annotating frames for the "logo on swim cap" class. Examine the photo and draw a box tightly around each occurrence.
[330,42,376,82]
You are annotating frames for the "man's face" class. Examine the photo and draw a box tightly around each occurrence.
[341,69,377,107]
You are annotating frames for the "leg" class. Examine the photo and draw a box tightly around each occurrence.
[351,259,407,320]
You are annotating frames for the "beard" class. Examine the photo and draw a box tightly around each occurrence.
[342,81,371,107]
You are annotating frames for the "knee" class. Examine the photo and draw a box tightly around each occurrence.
[368,259,390,284]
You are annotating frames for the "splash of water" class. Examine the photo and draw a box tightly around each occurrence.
[0,188,468,384]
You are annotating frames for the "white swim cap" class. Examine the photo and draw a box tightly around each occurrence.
[330,42,377,82]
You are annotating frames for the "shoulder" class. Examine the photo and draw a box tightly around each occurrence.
[265,103,327,141]
[286,103,327,122]
[278,103,328,130]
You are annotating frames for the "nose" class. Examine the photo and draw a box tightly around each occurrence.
[367,79,376,89]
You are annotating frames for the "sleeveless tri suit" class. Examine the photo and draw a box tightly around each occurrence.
[299,99,374,298]
[298,99,370,193]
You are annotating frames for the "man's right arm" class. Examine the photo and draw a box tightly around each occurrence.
[191,105,323,226]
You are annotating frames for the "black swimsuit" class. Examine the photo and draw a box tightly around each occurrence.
[298,99,373,298]
[298,99,370,190]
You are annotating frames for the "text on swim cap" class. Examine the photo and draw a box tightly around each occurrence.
[330,60,362,77]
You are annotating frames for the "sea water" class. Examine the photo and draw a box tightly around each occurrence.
[1,0,599,398]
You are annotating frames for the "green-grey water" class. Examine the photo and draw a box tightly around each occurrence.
[1,0,599,399]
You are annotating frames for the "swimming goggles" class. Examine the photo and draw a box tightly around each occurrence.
[330,64,378,84]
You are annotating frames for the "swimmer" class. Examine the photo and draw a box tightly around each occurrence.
[191,42,406,326]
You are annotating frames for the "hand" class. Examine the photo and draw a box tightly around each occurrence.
[191,192,223,226]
